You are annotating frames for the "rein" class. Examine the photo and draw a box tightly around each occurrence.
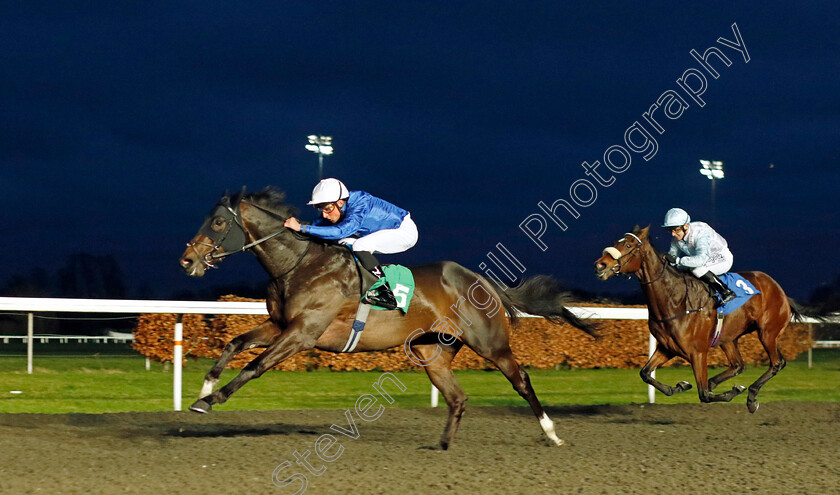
[638,257,667,286]
[645,266,707,324]
[210,232,284,260]
[228,200,314,279]
[242,200,310,241]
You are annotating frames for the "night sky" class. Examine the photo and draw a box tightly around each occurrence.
[2,2,838,301]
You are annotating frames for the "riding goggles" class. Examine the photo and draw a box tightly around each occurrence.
[315,202,338,214]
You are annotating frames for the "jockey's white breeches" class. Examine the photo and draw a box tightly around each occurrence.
[691,248,734,278]
[341,214,418,254]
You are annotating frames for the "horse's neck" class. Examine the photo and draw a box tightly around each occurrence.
[243,215,311,279]
[637,246,685,320]
[247,220,362,289]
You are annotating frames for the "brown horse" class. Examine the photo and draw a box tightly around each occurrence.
[178,187,598,449]
[593,225,814,413]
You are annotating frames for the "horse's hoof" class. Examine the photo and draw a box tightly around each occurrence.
[189,399,212,414]
[733,385,746,396]
[552,438,565,447]
[747,400,759,414]
[677,381,692,392]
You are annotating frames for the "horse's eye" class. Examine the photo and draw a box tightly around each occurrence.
[625,244,631,248]
[211,217,226,232]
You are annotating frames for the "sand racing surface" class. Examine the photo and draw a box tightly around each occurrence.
[0,402,838,494]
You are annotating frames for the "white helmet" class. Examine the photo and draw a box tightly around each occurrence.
[662,208,690,228]
[307,178,349,205]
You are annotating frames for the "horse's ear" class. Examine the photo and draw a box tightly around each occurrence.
[220,190,231,207]
[631,225,649,237]
[230,186,246,208]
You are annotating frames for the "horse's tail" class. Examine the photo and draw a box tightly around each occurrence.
[497,275,600,339]
[788,298,832,323]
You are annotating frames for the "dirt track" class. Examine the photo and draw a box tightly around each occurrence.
[0,402,837,494]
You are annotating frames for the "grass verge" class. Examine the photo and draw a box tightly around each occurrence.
[0,349,836,413]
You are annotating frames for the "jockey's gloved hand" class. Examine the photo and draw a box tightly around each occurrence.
[663,253,678,265]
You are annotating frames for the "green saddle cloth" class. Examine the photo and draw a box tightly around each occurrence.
[365,264,415,312]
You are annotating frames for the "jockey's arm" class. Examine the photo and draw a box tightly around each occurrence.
[302,196,370,240]
[676,230,712,268]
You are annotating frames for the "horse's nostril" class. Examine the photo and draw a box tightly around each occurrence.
[180,257,192,267]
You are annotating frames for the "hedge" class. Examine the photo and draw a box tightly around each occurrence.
[132,296,813,371]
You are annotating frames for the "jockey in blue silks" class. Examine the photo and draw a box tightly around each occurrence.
[284,178,418,310]
[661,207,736,306]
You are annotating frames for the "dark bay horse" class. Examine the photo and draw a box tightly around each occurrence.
[593,225,814,413]
[178,187,599,449]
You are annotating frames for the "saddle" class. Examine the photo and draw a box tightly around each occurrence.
[710,273,760,347]
[341,260,415,353]
[356,261,415,312]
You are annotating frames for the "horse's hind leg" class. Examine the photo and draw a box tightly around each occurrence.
[688,351,745,403]
[708,341,746,391]
[747,324,787,413]
[198,319,281,398]
[411,342,467,450]
[485,347,564,446]
[641,345,692,396]
[460,316,562,445]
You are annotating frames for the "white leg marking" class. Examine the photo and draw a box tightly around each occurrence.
[200,378,218,398]
[540,413,565,446]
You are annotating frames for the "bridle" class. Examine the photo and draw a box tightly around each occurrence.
[185,200,294,271]
[602,232,644,278]
[602,232,668,285]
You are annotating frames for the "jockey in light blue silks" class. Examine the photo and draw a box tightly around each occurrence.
[284,178,418,310]
[661,207,736,306]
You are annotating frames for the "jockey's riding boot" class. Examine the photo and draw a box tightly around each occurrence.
[700,272,736,306]
[355,251,399,310]
[363,277,398,310]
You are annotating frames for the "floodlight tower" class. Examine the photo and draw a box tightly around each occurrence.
[306,135,333,180]
[699,160,724,222]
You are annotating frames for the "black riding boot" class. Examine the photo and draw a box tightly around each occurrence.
[700,272,736,306]
[355,251,398,310]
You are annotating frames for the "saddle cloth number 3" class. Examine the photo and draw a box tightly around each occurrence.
[393,284,410,309]
[735,279,754,295]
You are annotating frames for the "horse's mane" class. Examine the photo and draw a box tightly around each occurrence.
[242,187,299,218]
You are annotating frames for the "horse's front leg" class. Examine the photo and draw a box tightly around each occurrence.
[640,345,692,396]
[190,318,324,413]
[198,319,282,398]
[688,351,745,403]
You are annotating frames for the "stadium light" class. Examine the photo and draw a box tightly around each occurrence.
[699,159,724,222]
[306,135,333,180]
[699,159,724,180]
